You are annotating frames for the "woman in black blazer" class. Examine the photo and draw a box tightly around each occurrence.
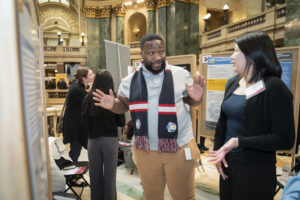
[208,31,295,200]
[63,67,95,162]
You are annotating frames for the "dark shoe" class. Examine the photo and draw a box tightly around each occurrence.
[72,181,88,187]
[200,148,204,154]
[202,146,209,151]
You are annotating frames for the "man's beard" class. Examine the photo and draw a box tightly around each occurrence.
[144,60,166,74]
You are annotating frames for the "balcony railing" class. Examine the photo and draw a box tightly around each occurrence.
[130,42,140,49]
[200,4,286,52]
[228,15,266,34]
[207,30,221,40]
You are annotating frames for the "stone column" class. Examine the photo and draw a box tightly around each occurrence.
[146,0,157,33]
[157,1,171,41]
[189,2,199,60]
[85,6,111,71]
[157,0,199,57]
[158,0,173,56]
[86,17,100,72]
[284,0,300,46]
[99,17,111,69]
[112,5,125,44]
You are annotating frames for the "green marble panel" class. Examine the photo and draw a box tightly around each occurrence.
[147,10,156,33]
[158,7,167,44]
[116,16,124,44]
[87,18,100,73]
[189,3,199,61]
[284,0,300,46]
[183,3,190,55]
[99,17,111,69]
[174,1,185,55]
[166,3,175,56]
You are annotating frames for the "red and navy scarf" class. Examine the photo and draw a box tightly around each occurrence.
[129,67,179,152]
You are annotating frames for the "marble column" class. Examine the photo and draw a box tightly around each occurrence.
[189,3,199,60]
[158,0,199,57]
[148,10,156,33]
[99,17,111,69]
[87,18,100,72]
[116,16,124,44]
[166,3,175,56]
[284,0,300,46]
[167,1,187,56]
[113,5,125,44]
[158,6,167,47]
[146,0,157,34]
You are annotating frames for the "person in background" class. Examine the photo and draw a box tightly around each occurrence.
[198,136,209,153]
[57,78,67,89]
[93,34,206,200]
[208,31,295,200]
[67,79,73,89]
[281,173,300,200]
[47,79,56,89]
[82,69,125,200]
[63,67,95,162]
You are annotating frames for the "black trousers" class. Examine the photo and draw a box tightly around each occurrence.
[220,153,276,200]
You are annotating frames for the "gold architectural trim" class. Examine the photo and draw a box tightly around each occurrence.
[145,0,157,10]
[85,6,111,18]
[157,0,199,8]
[112,4,125,16]
[176,0,200,4]
[85,0,123,7]
[157,0,174,8]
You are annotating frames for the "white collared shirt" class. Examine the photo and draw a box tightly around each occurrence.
[118,62,194,150]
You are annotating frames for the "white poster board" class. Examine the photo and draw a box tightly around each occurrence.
[205,57,234,129]
[104,40,131,92]
[17,1,48,199]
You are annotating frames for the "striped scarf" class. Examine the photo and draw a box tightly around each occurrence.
[129,67,179,152]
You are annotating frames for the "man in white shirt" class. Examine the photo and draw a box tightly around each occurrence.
[93,34,205,200]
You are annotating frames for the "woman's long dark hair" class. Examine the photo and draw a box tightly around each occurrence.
[82,69,115,117]
[236,31,282,83]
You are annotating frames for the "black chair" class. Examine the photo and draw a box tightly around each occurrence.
[275,156,300,196]
[63,161,90,199]
[53,192,80,200]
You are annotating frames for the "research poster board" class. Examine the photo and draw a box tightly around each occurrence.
[17,1,48,199]
[205,57,235,130]
[199,47,300,167]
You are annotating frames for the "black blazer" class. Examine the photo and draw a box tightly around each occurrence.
[63,81,87,145]
[214,75,295,165]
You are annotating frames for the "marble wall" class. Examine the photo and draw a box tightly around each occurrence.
[166,3,175,56]
[99,17,111,69]
[284,0,300,46]
[147,10,156,33]
[116,16,124,44]
[189,3,199,59]
[158,6,167,45]
[87,18,100,72]
[87,17,111,71]
[159,1,199,57]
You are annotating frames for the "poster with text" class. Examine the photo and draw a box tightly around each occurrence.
[277,53,292,89]
[206,57,234,129]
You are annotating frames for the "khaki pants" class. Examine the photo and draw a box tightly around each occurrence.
[132,140,200,200]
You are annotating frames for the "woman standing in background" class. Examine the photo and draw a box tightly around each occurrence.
[208,31,295,200]
[63,67,95,162]
[82,69,125,200]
